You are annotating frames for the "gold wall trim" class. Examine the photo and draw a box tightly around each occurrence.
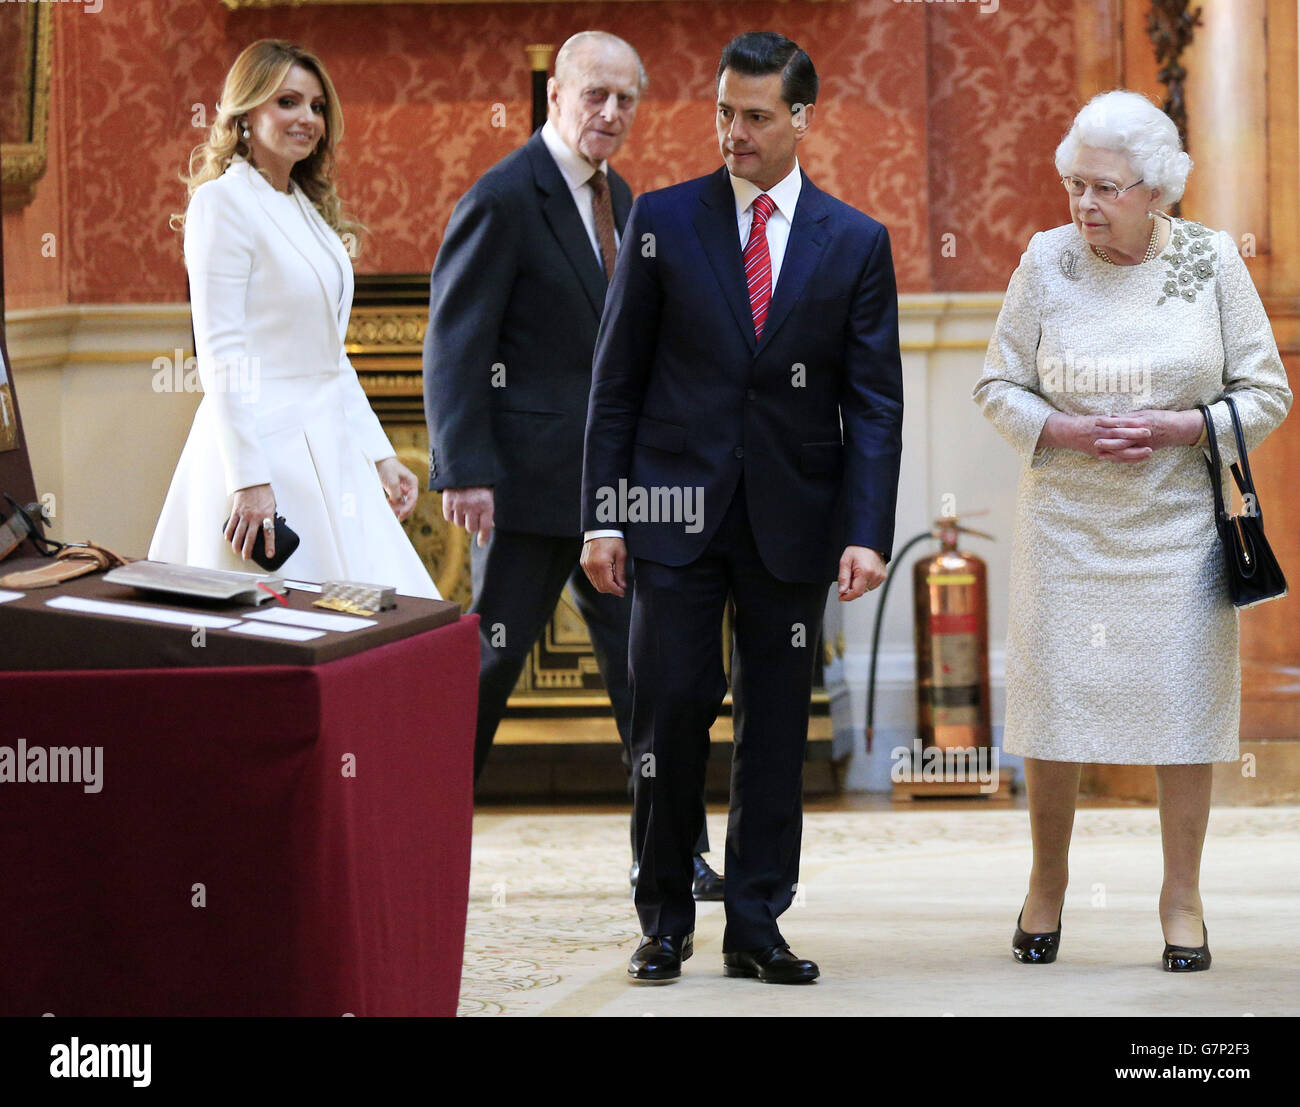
[901,338,995,352]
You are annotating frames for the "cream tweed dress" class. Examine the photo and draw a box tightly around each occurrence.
[974,218,1292,764]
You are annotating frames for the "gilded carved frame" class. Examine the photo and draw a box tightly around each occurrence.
[0,6,52,213]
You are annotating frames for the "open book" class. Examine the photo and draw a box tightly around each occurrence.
[104,560,287,605]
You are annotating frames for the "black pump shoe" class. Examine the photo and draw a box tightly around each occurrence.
[1012,902,1062,964]
[1163,924,1211,972]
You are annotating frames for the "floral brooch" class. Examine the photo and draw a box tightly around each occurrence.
[1157,222,1217,306]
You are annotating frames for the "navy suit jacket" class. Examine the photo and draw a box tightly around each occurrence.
[424,129,633,536]
[581,166,904,583]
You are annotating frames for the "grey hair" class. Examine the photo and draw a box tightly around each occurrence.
[554,31,648,93]
[1054,90,1193,205]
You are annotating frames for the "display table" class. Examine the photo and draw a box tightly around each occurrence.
[0,566,478,1016]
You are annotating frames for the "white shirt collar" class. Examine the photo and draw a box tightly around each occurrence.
[730,158,802,223]
[541,119,606,191]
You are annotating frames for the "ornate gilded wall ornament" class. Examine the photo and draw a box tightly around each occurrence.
[1146,1,1202,218]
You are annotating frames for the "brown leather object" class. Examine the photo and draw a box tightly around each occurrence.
[0,542,128,589]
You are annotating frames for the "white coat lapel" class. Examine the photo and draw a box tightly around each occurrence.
[233,158,345,346]
[296,192,354,347]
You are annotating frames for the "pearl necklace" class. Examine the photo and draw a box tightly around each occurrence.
[1092,216,1161,265]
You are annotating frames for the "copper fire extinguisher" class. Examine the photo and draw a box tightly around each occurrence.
[866,514,994,753]
[912,518,993,753]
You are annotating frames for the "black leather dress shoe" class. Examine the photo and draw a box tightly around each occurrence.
[628,933,693,983]
[691,854,724,901]
[1163,924,1211,972]
[1012,902,1062,964]
[723,945,819,984]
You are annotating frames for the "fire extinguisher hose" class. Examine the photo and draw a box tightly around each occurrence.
[864,530,935,754]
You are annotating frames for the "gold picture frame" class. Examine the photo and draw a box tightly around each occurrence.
[0,5,52,213]
[0,347,15,453]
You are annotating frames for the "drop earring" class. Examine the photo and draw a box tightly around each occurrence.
[240,122,250,141]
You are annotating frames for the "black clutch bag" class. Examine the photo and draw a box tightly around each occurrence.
[1198,396,1288,609]
[220,512,300,573]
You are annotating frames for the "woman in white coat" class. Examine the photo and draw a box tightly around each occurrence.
[151,39,439,599]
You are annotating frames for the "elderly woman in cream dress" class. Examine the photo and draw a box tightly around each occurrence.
[974,90,1290,971]
[151,40,439,599]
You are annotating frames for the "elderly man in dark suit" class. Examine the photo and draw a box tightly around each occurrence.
[424,31,721,895]
[582,31,904,984]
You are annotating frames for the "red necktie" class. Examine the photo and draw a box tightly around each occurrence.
[743,193,777,340]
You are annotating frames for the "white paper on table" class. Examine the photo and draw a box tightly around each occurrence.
[284,580,322,593]
[242,606,376,632]
[0,589,24,604]
[229,620,325,642]
[46,594,242,628]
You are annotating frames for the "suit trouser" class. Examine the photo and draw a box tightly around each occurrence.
[469,528,709,857]
[629,485,826,951]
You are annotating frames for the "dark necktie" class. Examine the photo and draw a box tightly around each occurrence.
[744,193,777,340]
[589,169,617,281]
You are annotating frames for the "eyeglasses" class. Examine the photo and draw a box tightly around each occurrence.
[1061,175,1145,202]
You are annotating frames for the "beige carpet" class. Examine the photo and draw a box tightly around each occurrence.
[458,806,1300,1017]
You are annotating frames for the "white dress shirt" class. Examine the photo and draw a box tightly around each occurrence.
[730,158,802,290]
[583,161,804,544]
[547,120,621,543]
[541,119,618,268]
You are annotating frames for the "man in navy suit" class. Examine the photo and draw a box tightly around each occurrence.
[426,31,722,895]
[582,31,904,984]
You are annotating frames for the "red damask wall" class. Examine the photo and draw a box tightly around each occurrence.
[5,0,1079,307]
[927,1,1079,288]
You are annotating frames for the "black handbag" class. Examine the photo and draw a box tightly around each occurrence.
[1198,396,1289,608]
[219,512,300,573]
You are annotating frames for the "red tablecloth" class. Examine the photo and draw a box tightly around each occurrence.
[0,616,478,1016]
